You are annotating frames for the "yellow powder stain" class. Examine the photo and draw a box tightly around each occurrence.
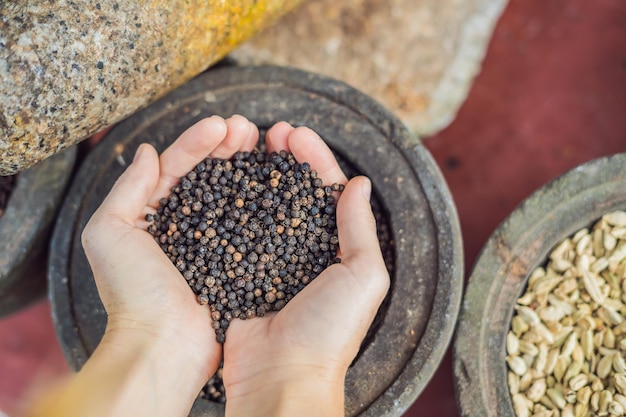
[148,0,303,84]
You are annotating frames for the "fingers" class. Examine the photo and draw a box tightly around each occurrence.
[159,115,228,177]
[336,176,389,291]
[150,116,227,206]
[265,121,294,154]
[266,122,348,187]
[149,115,258,207]
[241,120,260,153]
[95,143,160,226]
[288,127,348,186]
[150,117,344,212]
[211,115,256,158]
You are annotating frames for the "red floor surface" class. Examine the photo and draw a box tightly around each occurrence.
[1,0,625,415]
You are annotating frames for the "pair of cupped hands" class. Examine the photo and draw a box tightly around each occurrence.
[79,115,389,417]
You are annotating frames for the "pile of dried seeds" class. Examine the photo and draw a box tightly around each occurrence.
[147,150,343,344]
[507,210,626,417]
[198,365,226,404]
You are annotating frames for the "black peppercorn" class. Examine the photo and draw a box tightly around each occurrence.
[147,149,343,346]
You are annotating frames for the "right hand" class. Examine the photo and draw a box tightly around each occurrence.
[222,122,390,417]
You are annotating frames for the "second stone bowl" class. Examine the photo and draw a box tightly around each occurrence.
[453,153,626,416]
[49,65,463,416]
[0,147,76,316]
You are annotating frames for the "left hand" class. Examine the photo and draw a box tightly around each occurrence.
[82,115,259,385]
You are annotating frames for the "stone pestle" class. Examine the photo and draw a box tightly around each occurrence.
[0,0,302,175]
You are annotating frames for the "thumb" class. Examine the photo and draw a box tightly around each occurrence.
[336,176,389,291]
[97,143,160,225]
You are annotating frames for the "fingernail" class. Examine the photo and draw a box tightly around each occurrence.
[133,144,145,163]
[361,177,372,200]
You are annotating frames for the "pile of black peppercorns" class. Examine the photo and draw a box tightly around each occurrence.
[0,175,17,218]
[198,364,226,404]
[147,149,344,343]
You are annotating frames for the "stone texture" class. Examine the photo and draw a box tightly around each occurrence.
[230,0,508,138]
[0,0,302,175]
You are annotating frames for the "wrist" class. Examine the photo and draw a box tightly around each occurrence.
[100,323,208,401]
[30,322,215,417]
[103,316,216,386]
[106,308,220,376]
[224,361,346,417]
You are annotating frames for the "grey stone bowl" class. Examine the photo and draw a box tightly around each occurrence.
[453,153,626,416]
[0,147,76,316]
[49,65,463,416]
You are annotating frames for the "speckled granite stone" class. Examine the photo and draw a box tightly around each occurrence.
[230,0,508,137]
[0,0,302,175]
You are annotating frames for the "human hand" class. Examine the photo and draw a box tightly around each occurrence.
[81,115,260,388]
[222,123,390,417]
[82,115,388,417]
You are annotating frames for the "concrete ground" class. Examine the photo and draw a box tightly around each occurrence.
[0,0,625,415]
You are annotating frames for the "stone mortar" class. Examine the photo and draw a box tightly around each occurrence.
[0,146,76,316]
[49,65,463,417]
[454,153,626,417]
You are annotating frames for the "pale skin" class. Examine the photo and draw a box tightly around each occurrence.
[25,115,389,417]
